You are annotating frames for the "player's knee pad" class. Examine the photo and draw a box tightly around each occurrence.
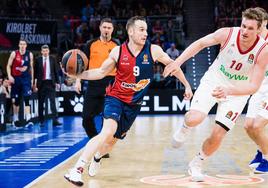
[24,96,30,106]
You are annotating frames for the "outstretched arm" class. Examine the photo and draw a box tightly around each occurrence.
[163,27,231,77]
[76,46,119,80]
[151,44,193,100]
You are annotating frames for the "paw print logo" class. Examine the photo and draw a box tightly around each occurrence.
[70,96,84,112]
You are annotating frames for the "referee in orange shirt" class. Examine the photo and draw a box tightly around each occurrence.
[75,18,119,146]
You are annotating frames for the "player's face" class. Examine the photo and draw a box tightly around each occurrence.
[131,20,148,45]
[18,41,27,52]
[41,48,49,57]
[240,18,260,42]
[100,22,114,39]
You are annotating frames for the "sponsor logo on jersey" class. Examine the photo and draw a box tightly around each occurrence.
[225,111,233,119]
[142,54,149,64]
[123,55,128,61]
[121,79,150,91]
[220,65,248,81]
[247,54,254,64]
[121,55,130,65]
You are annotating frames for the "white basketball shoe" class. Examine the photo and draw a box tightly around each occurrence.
[188,156,205,182]
[64,168,84,186]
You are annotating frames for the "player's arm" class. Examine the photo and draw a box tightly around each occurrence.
[30,52,34,86]
[212,46,268,98]
[76,46,119,80]
[6,51,15,83]
[163,27,231,77]
[75,40,94,93]
[151,44,193,100]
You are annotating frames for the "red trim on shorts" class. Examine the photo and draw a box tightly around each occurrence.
[220,28,233,50]
[255,43,267,64]
[236,30,260,54]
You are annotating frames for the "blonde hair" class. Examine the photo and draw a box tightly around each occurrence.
[242,8,263,28]
[254,7,268,21]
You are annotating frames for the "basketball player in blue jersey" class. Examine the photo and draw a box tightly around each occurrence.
[6,39,34,126]
[64,16,193,186]
[163,8,268,181]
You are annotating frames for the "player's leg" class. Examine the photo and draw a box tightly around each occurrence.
[22,79,32,124]
[252,113,268,173]
[87,100,142,177]
[65,96,122,186]
[64,118,118,186]
[88,138,117,176]
[244,92,264,168]
[188,95,248,182]
[172,81,216,148]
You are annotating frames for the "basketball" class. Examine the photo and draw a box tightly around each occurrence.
[61,49,88,75]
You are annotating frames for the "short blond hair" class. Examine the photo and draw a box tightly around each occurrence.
[255,7,268,21]
[242,8,263,28]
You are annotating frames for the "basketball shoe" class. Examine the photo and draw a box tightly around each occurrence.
[171,125,191,148]
[249,150,263,169]
[188,156,205,182]
[64,167,84,186]
[254,159,268,174]
[88,157,101,177]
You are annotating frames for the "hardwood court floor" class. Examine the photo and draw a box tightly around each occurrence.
[28,115,268,188]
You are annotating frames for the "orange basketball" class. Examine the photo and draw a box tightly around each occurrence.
[62,49,88,75]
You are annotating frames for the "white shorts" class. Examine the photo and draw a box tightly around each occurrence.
[190,81,249,131]
[246,91,268,119]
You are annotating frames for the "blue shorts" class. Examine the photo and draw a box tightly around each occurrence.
[11,76,32,98]
[102,96,141,139]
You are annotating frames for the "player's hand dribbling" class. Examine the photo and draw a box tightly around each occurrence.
[163,62,180,77]
[212,86,229,99]
[183,86,193,100]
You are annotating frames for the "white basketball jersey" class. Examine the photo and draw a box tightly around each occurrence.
[201,27,267,88]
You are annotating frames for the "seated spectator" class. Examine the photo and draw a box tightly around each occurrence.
[152,20,164,36]
[166,43,180,60]
[81,3,94,21]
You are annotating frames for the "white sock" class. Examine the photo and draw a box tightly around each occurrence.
[197,149,208,161]
[13,114,18,121]
[74,157,87,171]
[95,152,102,160]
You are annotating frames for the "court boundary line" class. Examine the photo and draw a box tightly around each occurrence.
[24,148,83,188]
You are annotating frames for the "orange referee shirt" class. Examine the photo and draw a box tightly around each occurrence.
[86,38,118,76]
